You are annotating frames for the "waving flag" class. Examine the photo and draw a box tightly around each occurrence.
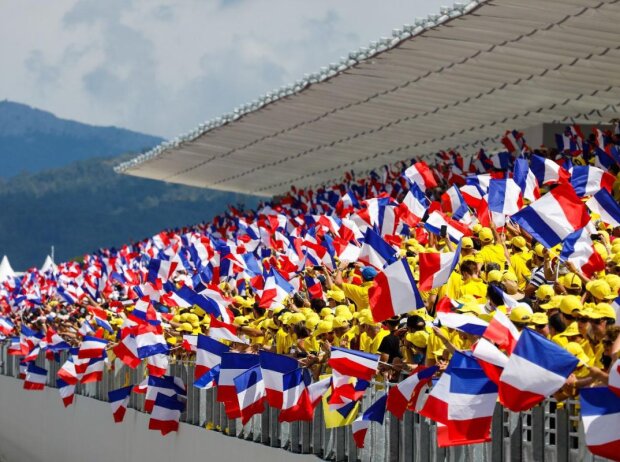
[88,306,113,333]
[358,228,397,269]
[418,244,461,292]
[608,359,620,398]
[424,211,470,244]
[24,363,47,390]
[488,179,522,216]
[369,258,425,322]
[561,227,605,278]
[258,268,294,309]
[112,333,141,369]
[57,358,79,386]
[146,354,169,377]
[511,183,589,248]
[258,350,299,408]
[580,387,620,460]
[108,385,133,423]
[81,357,105,383]
[472,338,509,385]
[499,329,578,412]
[148,393,184,435]
[586,189,620,227]
[570,166,614,197]
[217,353,260,419]
[0,317,14,335]
[144,375,186,414]
[482,310,520,354]
[399,184,429,226]
[78,336,108,359]
[208,315,247,344]
[441,186,469,221]
[57,378,75,407]
[328,347,379,381]
[195,334,229,381]
[308,376,332,408]
[135,324,169,359]
[447,367,497,445]
[530,155,570,185]
[234,365,266,425]
[279,368,314,422]
[387,366,437,419]
[404,162,437,191]
[513,158,540,202]
[147,259,178,284]
[194,365,220,390]
[352,393,387,449]
[436,312,488,336]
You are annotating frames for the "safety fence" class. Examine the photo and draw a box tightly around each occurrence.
[0,345,609,462]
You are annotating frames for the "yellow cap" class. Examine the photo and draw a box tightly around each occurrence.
[605,274,620,293]
[289,313,306,325]
[315,320,333,336]
[479,227,493,243]
[502,271,518,283]
[320,308,333,318]
[332,316,350,329]
[487,270,503,284]
[406,331,429,349]
[586,280,616,300]
[178,322,193,332]
[458,303,482,315]
[565,342,589,366]
[563,273,582,290]
[472,224,482,234]
[509,306,532,323]
[457,294,478,305]
[334,305,353,320]
[462,237,474,249]
[540,295,563,310]
[559,322,580,337]
[511,236,527,250]
[535,284,555,302]
[533,243,546,258]
[593,303,617,320]
[326,290,346,303]
[559,295,583,315]
[531,312,548,325]
[233,316,250,327]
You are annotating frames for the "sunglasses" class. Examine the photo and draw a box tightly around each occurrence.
[576,318,590,323]
[534,324,547,330]
[590,319,604,325]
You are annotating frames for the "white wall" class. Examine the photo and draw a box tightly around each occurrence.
[0,375,316,462]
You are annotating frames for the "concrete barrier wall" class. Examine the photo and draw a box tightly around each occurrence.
[0,375,316,462]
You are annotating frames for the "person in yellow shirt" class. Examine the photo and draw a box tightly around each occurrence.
[475,227,508,269]
[509,236,532,290]
[327,262,377,311]
[459,260,488,300]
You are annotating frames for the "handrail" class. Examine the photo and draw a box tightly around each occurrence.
[0,344,601,462]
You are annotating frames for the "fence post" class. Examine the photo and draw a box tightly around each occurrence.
[334,427,346,462]
[531,405,545,461]
[290,421,301,453]
[556,406,569,462]
[261,406,270,445]
[403,411,415,461]
[420,416,431,462]
[313,402,324,457]
[509,412,523,462]
[388,412,400,462]
[491,402,504,461]
[269,407,280,447]
[300,419,312,453]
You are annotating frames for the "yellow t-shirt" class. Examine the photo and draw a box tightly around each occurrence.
[341,282,373,311]
[476,244,507,268]
[510,253,532,290]
[369,329,391,354]
[460,278,488,300]
[276,328,293,354]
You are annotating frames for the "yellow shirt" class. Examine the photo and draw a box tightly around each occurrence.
[476,244,507,268]
[341,282,373,311]
[510,253,532,290]
[359,332,372,352]
[460,278,488,300]
[303,335,320,353]
[276,328,293,354]
[369,329,391,354]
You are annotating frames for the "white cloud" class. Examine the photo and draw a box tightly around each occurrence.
[0,0,446,137]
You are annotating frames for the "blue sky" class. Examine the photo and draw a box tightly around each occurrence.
[1,0,446,137]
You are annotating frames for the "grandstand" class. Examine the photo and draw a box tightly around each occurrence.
[3,1,620,462]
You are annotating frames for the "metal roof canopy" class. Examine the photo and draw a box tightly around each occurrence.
[116,0,620,197]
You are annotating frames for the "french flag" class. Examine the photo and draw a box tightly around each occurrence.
[88,306,113,333]
[81,356,105,384]
[147,258,178,284]
[358,228,397,270]
[148,393,184,436]
[307,376,332,409]
[234,365,266,425]
[258,350,299,408]
[279,368,314,422]
[418,243,461,292]
[441,186,469,220]
[352,393,387,449]
[7,337,21,356]
[424,211,470,244]
[78,335,108,359]
[194,365,220,390]
[586,189,620,227]
[195,334,229,381]
[208,315,247,344]
[144,375,186,414]
[399,183,429,226]
[135,324,169,359]
[501,130,528,155]
[57,378,75,407]
[404,161,437,192]
[57,358,79,386]
[108,385,133,423]
[258,268,294,309]
[513,158,540,202]
[328,347,379,382]
[511,183,589,248]
[488,179,523,216]
[580,387,620,461]
[24,363,47,390]
[146,354,169,377]
[0,317,14,335]
[217,353,259,419]
[482,310,520,354]
[436,312,488,337]
[560,227,605,278]
[387,366,437,419]
[530,154,570,185]
[447,366,497,445]
[45,328,71,352]
[112,333,141,369]
[472,338,508,386]
[570,166,614,197]
[369,258,425,323]
[498,329,578,412]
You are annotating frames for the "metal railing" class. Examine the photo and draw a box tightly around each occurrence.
[0,345,610,462]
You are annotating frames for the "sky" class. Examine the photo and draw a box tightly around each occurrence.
[1,0,446,138]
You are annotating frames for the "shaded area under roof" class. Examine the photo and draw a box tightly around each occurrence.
[116,0,620,196]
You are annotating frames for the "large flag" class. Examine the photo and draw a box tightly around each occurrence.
[352,393,387,448]
[358,228,397,269]
[369,258,424,323]
[418,243,461,292]
[218,352,259,419]
[580,387,620,461]
[328,347,379,382]
[195,334,229,380]
[234,365,266,425]
[482,310,520,354]
[498,329,578,412]
[279,368,314,422]
[586,189,620,227]
[386,366,437,419]
[258,350,299,408]
[404,162,437,191]
[511,183,589,248]
[108,385,133,423]
[148,393,184,436]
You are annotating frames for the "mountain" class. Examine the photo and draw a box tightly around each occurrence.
[0,154,258,270]
[0,100,163,177]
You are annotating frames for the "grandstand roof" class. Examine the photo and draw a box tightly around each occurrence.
[116,0,620,197]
